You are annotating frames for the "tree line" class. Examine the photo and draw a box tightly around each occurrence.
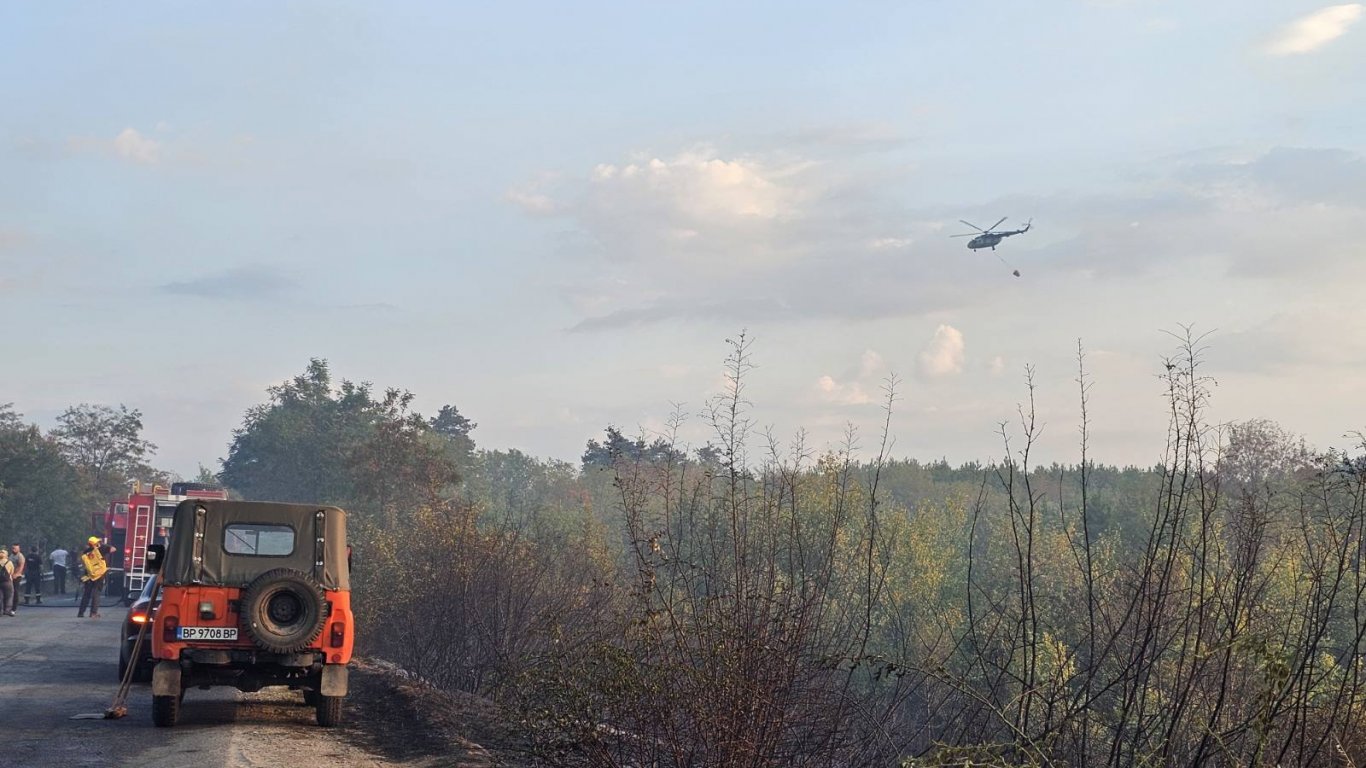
[7,336,1365,766]
[0,402,171,548]
[210,337,1366,766]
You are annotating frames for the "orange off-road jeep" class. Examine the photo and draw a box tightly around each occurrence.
[145,499,354,727]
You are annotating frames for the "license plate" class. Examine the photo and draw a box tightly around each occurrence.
[177,626,238,641]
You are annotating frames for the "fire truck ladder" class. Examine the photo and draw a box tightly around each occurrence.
[126,503,153,598]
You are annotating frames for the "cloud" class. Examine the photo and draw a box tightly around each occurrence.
[918,325,965,378]
[1265,4,1363,56]
[815,375,874,406]
[157,266,298,300]
[812,349,890,407]
[68,127,162,165]
[522,139,1366,332]
[868,237,913,250]
[1032,145,1366,281]
[514,146,815,272]
[1181,147,1366,206]
[506,174,563,216]
[506,188,560,215]
[1214,311,1366,374]
[859,350,885,378]
[113,128,160,164]
[523,144,998,329]
[589,150,796,221]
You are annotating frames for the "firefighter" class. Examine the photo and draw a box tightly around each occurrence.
[0,549,13,616]
[23,545,42,604]
[6,544,23,615]
[77,537,108,619]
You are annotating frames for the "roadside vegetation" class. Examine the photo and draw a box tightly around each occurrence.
[4,333,1364,766]
[0,401,183,547]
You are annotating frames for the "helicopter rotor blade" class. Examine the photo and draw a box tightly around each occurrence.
[958,220,985,233]
[949,233,975,237]
[988,216,1008,232]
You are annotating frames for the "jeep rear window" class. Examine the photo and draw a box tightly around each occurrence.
[223,524,295,557]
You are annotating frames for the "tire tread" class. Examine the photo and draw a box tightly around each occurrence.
[152,694,179,727]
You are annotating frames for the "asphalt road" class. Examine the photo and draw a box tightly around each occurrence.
[0,596,393,768]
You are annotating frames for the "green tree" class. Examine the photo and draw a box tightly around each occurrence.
[48,403,158,502]
[0,405,88,547]
[220,360,465,522]
[429,403,477,467]
[219,359,376,504]
[350,388,461,526]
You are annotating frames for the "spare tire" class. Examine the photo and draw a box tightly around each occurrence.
[240,568,327,653]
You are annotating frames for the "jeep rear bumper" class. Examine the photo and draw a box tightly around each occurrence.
[157,650,348,695]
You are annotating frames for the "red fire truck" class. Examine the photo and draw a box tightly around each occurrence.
[102,481,228,601]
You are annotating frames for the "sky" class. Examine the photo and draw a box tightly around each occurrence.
[3,1,1364,477]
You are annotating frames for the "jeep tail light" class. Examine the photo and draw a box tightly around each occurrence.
[329,622,345,648]
[163,615,179,643]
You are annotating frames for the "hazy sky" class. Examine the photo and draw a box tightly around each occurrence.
[4,2,1364,476]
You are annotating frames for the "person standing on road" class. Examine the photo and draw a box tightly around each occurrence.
[0,550,14,616]
[24,546,43,604]
[49,545,68,595]
[77,537,108,619]
[7,544,24,615]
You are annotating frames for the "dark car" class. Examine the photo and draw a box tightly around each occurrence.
[119,574,158,683]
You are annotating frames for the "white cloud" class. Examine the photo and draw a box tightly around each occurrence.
[918,325,965,378]
[590,149,797,221]
[989,356,1006,377]
[112,128,160,164]
[506,173,563,215]
[812,350,889,407]
[514,146,815,275]
[1266,4,1363,56]
[815,375,874,406]
[868,237,913,250]
[68,127,162,165]
[506,187,560,215]
[859,349,885,378]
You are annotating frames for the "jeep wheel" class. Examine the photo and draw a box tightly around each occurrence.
[316,694,343,727]
[152,694,180,727]
[240,568,327,653]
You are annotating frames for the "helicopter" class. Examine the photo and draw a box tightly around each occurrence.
[952,217,1032,251]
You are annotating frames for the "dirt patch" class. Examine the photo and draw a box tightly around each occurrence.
[346,658,541,767]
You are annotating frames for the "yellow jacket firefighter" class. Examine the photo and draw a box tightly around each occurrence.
[80,542,108,582]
